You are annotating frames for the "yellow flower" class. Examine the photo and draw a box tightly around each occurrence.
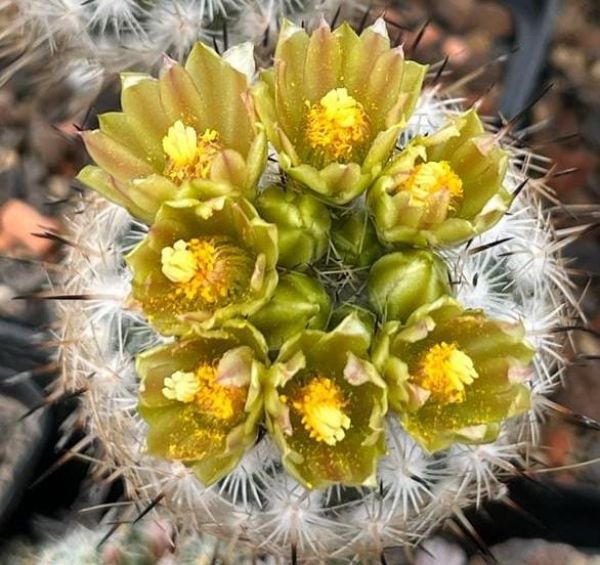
[138,320,267,485]
[373,297,534,452]
[398,161,463,209]
[78,43,267,223]
[369,110,510,247]
[126,197,278,335]
[265,315,387,489]
[253,19,427,204]
[305,88,371,163]
[162,121,223,183]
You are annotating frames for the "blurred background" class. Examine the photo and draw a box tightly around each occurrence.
[0,0,598,562]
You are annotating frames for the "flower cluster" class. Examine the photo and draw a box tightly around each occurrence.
[79,19,534,491]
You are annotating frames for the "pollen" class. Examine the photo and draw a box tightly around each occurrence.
[305,88,370,163]
[194,363,247,421]
[414,342,479,404]
[397,161,463,209]
[162,120,222,183]
[288,376,351,446]
[162,363,247,421]
[160,237,245,305]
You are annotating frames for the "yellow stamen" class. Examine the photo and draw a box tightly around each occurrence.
[305,88,370,163]
[414,342,478,404]
[398,161,463,208]
[162,120,222,183]
[162,363,247,421]
[194,363,247,421]
[160,237,250,305]
[288,377,351,446]
[162,370,200,403]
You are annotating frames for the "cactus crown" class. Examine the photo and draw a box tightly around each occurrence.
[53,8,578,562]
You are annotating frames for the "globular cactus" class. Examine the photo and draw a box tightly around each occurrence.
[47,8,586,564]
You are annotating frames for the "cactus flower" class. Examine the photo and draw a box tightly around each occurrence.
[253,19,427,205]
[264,315,387,489]
[368,110,511,247]
[372,297,534,452]
[78,42,267,223]
[137,320,267,485]
[126,197,278,335]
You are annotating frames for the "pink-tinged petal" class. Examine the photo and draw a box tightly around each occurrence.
[216,345,254,387]
[82,130,155,183]
[303,22,342,101]
[363,47,406,127]
[339,24,390,97]
[209,149,248,189]
[185,43,254,153]
[274,34,310,140]
[343,352,379,386]
[120,73,169,162]
[159,61,206,131]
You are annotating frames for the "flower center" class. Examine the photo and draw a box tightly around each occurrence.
[286,376,351,446]
[305,88,370,163]
[160,237,253,306]
[162,363,247,421]
[162,120,223,183]
[414,342,478,404]
[397,161,463,209]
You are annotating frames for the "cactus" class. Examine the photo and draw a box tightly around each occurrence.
[43,7,586,564]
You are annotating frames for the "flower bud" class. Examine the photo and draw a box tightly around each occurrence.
[250,271,331,350]
[256,185,331,269]
[330,210,384,267]
[367,250,451,322]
